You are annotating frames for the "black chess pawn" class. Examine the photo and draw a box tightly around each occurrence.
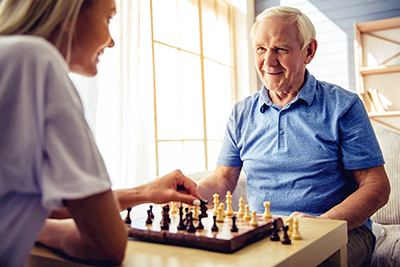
[200,199,208,218]
[125,207,132,224]
[149,205,154,219]
[145,209,153,225]
[177,205,186,230]
[186,212,196,233]
[211,215,219,232]
[281,225,291,245]
[230,215,238,232]
[196,214,204,230]
[270,219,280,241]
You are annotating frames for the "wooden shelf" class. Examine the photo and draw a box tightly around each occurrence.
[360,65,400,76]
[368,110,400,118]
[354,17,400,131]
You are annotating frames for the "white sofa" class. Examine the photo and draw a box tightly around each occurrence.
[188,126,400,266]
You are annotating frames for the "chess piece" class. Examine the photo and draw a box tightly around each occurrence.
[149,205,154,219]
[125,207,132,224]
[270,218,280,241]
[225,191,234,216]
[211,215,219,232]
[231,215,238,232]
[200,199,208,218]
[263,201,272,220]
[243,204,251,221]
[237,197,245,218]
[177,205,186,230]
[160,205,170,230]
[249,210,258,227]
[197,214,204,230]
[193,205,200,220]
[217,204,224,222]
[219,203,225,218]
[285,217,293,237]
[186,212,196,233]
[170,201,178,214]
[281,225,291,244]
[145,208,153,225]
[213,193,220,215]
[291,218,302,240]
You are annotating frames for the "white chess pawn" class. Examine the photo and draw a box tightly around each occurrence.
[243,204,251,221]
[193,205,199,220]
[219,203,226,218]
[263,201,272,220]
[285,217,293,237]
[237,197,245,218]
[225,191,234,216]
[291,218,302,240]
[213,193,220,215]
[217,204,224,222]
[250,210,259,227]
[170,201,178,214]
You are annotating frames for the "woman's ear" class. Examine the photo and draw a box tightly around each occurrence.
[304,39,318,64]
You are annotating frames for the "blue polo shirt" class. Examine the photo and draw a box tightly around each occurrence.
[218,70,384,224]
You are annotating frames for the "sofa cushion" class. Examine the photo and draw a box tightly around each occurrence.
[371,224,400,266]
[372,126,400,225]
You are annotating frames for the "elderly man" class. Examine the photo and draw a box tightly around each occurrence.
[197,6,390,267]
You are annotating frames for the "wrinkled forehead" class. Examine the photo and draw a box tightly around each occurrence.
[253,17,301,47]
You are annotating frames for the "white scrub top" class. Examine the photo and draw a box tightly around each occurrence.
[0,36,112,267]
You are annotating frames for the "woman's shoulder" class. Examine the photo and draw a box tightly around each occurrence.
[0,35,66,69]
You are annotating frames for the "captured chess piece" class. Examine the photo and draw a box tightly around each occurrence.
[291,218,302,240]
[281,225,291,244]
[263,201,272,220]
[231,215,238,232]
[125,207,132,224]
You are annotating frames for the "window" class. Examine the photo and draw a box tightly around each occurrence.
[72,0,255,188]
[151,0,235,176]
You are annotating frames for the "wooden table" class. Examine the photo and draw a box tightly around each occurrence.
[27,215,347,267]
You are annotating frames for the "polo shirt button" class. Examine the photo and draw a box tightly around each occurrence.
[281,111,285,115]
[279,129,284,135]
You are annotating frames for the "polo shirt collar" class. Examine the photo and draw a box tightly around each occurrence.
[258,69,316,113]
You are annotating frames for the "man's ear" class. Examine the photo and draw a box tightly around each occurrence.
[304,39,317,64]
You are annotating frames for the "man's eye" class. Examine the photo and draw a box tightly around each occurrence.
[257,47,266,52]
[276,47,289,53]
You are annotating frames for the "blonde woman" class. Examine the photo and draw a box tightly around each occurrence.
[0,0,201,266]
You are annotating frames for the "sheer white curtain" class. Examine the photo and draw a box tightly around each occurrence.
[71,0,156,189]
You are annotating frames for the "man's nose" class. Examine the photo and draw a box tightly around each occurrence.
[263,50,278,68]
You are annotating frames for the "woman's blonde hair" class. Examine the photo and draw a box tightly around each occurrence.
[0,0,92,62]
[250,6,316,50]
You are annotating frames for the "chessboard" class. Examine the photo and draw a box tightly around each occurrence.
[127,203,285,253]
